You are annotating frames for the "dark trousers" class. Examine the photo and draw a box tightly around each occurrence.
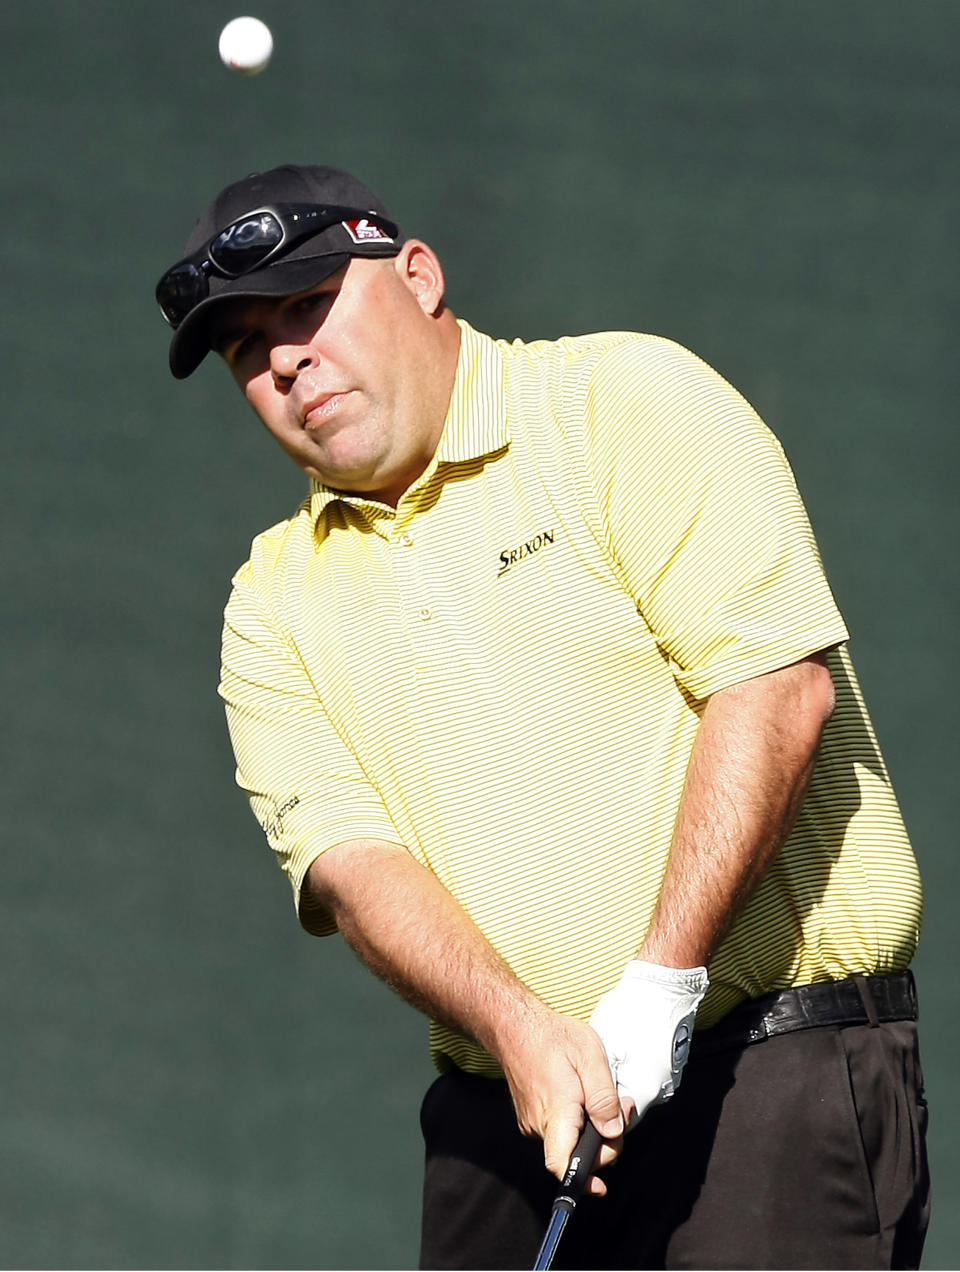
[419,1019,929,1270]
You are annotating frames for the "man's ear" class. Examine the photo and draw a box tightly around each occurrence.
[394,240,447,316]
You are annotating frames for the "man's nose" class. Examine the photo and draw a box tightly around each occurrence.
[270,341,319,382]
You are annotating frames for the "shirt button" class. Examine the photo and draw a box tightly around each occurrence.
[400,532,414,546]
[418,607,432,621]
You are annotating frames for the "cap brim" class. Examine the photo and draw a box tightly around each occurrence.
[168,252,351,379]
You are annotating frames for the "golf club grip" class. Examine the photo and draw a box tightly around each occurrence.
[558,1120,604,1203]
[532,1121,604,1269]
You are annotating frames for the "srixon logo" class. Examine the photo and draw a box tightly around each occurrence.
[497,529,555,578]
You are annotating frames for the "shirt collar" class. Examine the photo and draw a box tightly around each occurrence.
[308,319,507,517]
[435,319,509,463]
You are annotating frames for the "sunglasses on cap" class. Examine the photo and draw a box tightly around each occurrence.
[156,202,400,329]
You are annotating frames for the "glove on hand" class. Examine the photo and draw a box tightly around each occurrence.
[588,959,709,1127]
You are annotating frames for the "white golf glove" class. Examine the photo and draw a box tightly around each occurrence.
[588,959,709,1127]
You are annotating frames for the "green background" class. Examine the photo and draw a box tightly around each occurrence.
[3,2,956,1267]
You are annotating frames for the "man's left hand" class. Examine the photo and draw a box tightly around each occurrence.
[588,960,709,1127]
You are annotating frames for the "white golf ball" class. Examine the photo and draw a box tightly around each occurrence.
[218,17,273,75]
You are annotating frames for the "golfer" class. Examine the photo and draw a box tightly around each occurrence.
[156,163,929,1270]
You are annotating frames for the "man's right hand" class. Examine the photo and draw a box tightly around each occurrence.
[493,1003,625,1194]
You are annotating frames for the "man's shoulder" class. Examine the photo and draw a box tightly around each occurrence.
[501,328,677,368]
[491,329,716,448]
[497,329,705,404]
[231,496,317,594]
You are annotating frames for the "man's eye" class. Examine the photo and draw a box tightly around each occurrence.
[295,291,333,315]
[225,332,263,367]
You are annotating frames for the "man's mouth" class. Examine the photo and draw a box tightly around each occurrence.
[302,391,351,430]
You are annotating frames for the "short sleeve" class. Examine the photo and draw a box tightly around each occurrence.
[219,567,401,934]
[584,338,848,699]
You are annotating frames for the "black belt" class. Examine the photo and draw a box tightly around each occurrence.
[692,970,918,1058]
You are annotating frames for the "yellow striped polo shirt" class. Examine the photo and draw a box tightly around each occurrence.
[220,320,922,1075]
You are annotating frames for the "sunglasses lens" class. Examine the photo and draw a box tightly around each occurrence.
[156,261,206,327]
[208,212,284,275]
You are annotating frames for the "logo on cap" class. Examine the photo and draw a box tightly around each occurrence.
[343,218,394,245]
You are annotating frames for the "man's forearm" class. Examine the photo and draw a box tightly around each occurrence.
[305,839,543,1056]
[303,841,624,1181]
[639,653,835,969]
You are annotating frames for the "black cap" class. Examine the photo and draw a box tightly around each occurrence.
[163,164,405,378]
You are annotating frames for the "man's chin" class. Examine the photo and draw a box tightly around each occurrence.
[301,456,382,496]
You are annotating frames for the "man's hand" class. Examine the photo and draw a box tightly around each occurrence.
[588,960,709,1127]
[493,1004,625,1195]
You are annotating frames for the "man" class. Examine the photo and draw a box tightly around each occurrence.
[156,164,929,1269]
